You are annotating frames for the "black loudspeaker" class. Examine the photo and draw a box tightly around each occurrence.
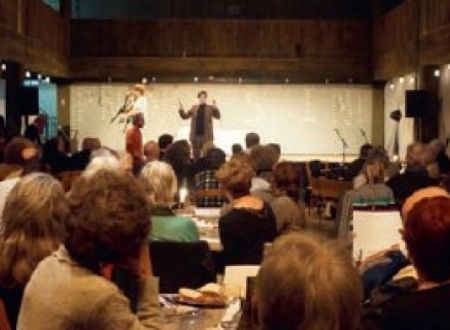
[405,90,427,118]
[18,87,39,115]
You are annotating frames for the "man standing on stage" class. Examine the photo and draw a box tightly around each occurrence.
[125,112,145,173]
[178,90,221,160]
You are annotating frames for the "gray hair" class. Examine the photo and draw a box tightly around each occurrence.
[140,161,177,205]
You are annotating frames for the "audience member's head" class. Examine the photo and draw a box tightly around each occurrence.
[143,141,160,162]
[401,186,449,222]
[81,137,101,151]
[200,141,215,159]
[3,137,37,166]
[65,170,150,272]
[217,157,254,199]
[249,145,279,175]
[271,162,300,201]
[206,148,226,170]
[140,161,177,205]
[163,140,191,176]
[255,232,362,330]
[245,132,260,150]
[0,173,68,287]
[267,143,281,162]
[366,146,390,168]
[406,142,428,168]
[90,147,119,161]
[362,160,385,185]
[158,134,174,151]
[83,153,121,179]
[232,143,243,155]
[359,143,373,160]
[404,196,450,285]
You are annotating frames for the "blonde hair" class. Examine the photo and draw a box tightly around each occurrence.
[256,232,362,330]
[140,161,177,205]
[216,157,255,198]
[0,173,68,287]
[363,160,385,185]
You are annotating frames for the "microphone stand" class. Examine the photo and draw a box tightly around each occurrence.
[334,129,349,165]
[360,129,369,144]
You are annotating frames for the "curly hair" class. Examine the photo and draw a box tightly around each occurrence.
[65,170,151,272]
[216,157,254,198]
[0,173,68,288]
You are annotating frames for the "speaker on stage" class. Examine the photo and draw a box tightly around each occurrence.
[18,86,39,115]
[405,90,427,118]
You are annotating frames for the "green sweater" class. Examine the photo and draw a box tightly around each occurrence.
[150,205,199,242]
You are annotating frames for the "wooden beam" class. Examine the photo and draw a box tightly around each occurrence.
[70,56,372,83]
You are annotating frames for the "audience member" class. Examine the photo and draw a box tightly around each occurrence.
[190,141,215,176]
[158,134,174,159]
[216,157,277,265]
[0,115,8,163]
[143,140,160,163]
[0,174,67,328]
[270,162,306,232]
[231,143,243,155]
[255,232,362,330]
[42,136,71,174]
[17,170,162,329]
[428,139,450,175]
[245,132,260,151]
[352,160,394,205]
[194,147,229,207]
[70,137,101,171]
[249,145,279,202]
[386,142,438,207]
[23,114,47,146]
[267,143,281,162]
[141,161,199,242]
[345,143,372,181]
[163,140,192,189]
[0,138,37,180]
[375,192,450,330]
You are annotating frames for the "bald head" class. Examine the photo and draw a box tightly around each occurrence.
[144,141,160,162]
[402,187,450,221]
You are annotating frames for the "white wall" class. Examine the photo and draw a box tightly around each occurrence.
[70,83,374,158]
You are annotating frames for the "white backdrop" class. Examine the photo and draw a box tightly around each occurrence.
[70,83,373,157]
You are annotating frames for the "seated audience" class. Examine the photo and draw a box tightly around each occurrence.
[158,134,174,159]
[375,191,450,330]
[70,137,101,171]
[194,147,229,207]
[249,145,279,203]
[17,170,162,329]
[245,132,260,152]
[0,174,67,328]
[42,136,71,174]
[143,141,160,163]
[231,143,243,155]
[345,143,372,181]
[352,160,394,205]
[255,232,362,330]
[0,138,36,180]
[267,143,281,162]
[270,162,306,232]
[163,140,192,189]
[428,139,450,175]
[141,161,199,242]
[190,141,215,176]
[386,142,438,207]
[216,157,277,265]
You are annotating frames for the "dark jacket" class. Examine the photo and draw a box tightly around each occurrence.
[179,104,220,142]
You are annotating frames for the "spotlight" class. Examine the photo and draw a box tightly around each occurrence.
[389,83,394,90]
[37,73,42,80]
[434,69,441,77]
[409,76,415,84]
[141,77,148,84]
[399,77,405,84]
[45,76,51,83]
[25,70,31,78]
[194,77,198,83]
[1,63,6,71]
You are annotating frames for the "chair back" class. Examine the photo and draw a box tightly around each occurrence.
[150,240,216,293]
[317,178,353,200]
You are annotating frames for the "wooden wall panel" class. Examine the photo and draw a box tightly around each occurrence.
[71,19,370,60]
[0,1,18,30]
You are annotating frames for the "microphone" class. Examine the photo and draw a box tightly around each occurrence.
[360,129,368,143]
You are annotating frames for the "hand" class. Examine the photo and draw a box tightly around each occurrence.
[178,100,184,110]
[212,99,217,107]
